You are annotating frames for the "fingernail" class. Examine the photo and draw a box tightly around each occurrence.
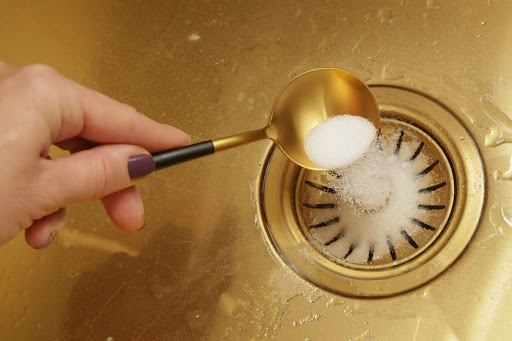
[36,232,55,250]
[128,154,155,179]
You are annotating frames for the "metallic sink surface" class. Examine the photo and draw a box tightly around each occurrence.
[1,0,511,339]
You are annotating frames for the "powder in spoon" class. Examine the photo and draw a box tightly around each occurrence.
[305,115,376,169]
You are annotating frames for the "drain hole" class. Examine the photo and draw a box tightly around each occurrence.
[300,119,453,266]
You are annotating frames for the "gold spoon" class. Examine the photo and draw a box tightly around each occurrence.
[152,68,380,171]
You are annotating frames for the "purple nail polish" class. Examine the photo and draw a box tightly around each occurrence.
[36,232,55,250]
[128,154,155,179]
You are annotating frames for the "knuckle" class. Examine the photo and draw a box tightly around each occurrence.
[15,63,60,95]
[122,104,140,136]
[90,154,111,199]
[22,63,58,78]
[122,103,139,120]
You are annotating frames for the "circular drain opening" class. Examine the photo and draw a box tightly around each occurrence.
[299,118,454,268]
[258,85,485,297]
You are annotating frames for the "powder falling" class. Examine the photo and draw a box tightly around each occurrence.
[331,137,421,222]
[303,126,440,264]
[305,115,377,169]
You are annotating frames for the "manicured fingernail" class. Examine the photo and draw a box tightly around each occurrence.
[128,154,155,179]
[36,232,55,250]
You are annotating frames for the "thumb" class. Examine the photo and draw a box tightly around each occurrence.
[42,144,154,206]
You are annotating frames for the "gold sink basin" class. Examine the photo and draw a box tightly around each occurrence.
[1,1,511,339]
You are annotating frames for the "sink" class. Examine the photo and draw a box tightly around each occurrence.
[0,0,511,339]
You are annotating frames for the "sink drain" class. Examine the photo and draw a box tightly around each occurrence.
[258,85,485,297]
[301,119,454,268]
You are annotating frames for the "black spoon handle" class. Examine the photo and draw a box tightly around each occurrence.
[152,141,215,170]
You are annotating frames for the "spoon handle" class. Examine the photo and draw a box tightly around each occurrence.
[151,128,268,170]
[152,141,214,170]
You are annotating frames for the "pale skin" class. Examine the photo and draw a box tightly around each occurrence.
[0,61,190,249]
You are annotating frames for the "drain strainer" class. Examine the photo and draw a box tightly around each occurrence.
[300,119,454,268]
[258,85,485,297]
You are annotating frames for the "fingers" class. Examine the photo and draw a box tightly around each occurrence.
[25,208,66,249]
[74,84,191,151]
[55,136,98,153]
[25,154,144,249]
[4,63,190,154]
[41,144,151,207]
[101,186,145,231]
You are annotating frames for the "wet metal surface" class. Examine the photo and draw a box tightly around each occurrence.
[1,0,512,339]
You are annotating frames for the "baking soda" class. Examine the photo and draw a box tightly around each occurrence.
[305,115,376,169]
[330,136,422,223]
[323,131,431,263]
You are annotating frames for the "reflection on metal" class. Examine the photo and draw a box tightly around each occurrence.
[0,0,511,339]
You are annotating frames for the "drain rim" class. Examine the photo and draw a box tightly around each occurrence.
[257,85,485,297]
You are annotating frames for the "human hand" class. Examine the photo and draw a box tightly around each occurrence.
[0,61,190,249]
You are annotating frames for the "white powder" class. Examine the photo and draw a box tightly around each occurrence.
[305,115,377,169]
[331,139,423,230]
[304,127,438,265]
[323,131,432,263]
[332,144,393,213]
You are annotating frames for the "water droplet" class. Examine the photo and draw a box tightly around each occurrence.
[350,35,382,60]
[224,327,233,336]
[381,59,405,81]
[480,91,512,147]
[500,204,512,228]
[326,297,346,308]
[68,266,82,278]
[377,8,394,24]
[426,0,440,10]
[188,33,201,42]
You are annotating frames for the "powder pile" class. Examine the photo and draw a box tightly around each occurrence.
[321,131,431,263]
[305,115,377,169]
[330,138,421,221]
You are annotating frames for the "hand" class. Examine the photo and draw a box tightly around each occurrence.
[0,62,190,249]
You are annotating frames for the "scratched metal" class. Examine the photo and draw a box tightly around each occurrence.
[0,0,511,340]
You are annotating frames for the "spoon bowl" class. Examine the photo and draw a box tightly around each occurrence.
[266,68,380,170]
[152,68,380,172]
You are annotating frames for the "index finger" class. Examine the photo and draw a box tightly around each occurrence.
[9,64,190,153]
[74,83,191,151]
